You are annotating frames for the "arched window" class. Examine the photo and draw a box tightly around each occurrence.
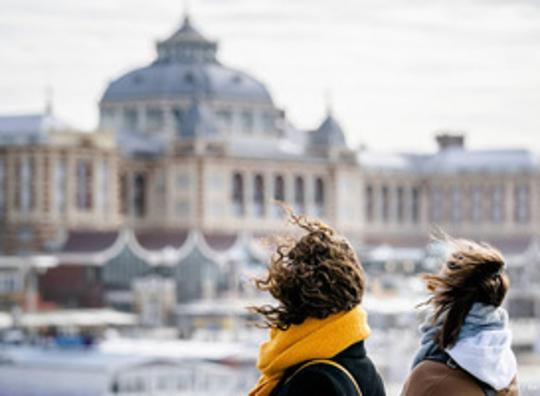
[76,159,92,210]
[100,159,109,215]
[14,158,21,210]
[381,185,389,223]
[241,111,254,134]
[134,173,146,218]
[314,177,325,217]
[491,185,505,224]
[273,175,285,217]
[232,173,245,216]
[471,186,483,223]
[430,186,443,223]
[253,174,265,217]
[274,175,285,201]
[294,176,305,214]
[119,173,128,215]
[123,108,138,131]
[365,185,374,223]
[451,186,462,223]
[21,157,35,213]
[0,159,4,216]
[145,107,164,131]
[54,158,67,214]
[396,186,404,223]
[514,184,530,224]
[411,186,421,224]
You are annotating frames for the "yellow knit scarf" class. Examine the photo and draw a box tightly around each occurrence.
[248,306,371,396]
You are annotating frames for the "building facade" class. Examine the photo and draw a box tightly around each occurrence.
[0,14,539,308]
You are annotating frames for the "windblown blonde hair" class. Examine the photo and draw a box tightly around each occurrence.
[422,236,509,348]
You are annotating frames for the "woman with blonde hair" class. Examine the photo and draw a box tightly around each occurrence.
[401,237,519,396]
[248,212,385,396]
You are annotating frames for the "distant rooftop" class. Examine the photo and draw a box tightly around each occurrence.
[359,134,538,174]
[0,112,72,147]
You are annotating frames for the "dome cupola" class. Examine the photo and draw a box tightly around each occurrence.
[156,15,218,64]
[100,14,273,105]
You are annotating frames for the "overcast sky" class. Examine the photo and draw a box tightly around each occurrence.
[1,0,540,152]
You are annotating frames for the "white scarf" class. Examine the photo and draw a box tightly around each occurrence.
[413,303,517,391]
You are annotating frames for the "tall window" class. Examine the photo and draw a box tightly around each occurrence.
[241,111,254,134]
[396,186,404,223]
[76,159,93,210]
[0,159,4,216]
[514,184,530,224]
[430,186,443,223]
[253,174,265,217]
[99,159,109,215]
[314,177,325,217]
[14,158,20,210]
[273,175,285,217]
[232,173,245,216]
[471,186,482,223]
[120,173,128,215]
[491,185,505,224]
[54,158,67,214]
[101,107,116,129]
[411,186,421,224]
[146,107,163,131]
[134,173,146,218]
[20,157,35,214]
[124,108,138,131]
[42,157,50,214]
[451,186,462,223]
[381,186,389,223]
[262,112,274,133]
[365,185,374,223]
[294,176,305,214]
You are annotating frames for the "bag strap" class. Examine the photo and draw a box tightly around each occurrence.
[284,359,363,396]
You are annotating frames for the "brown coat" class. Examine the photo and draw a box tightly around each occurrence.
[401,361,519,396]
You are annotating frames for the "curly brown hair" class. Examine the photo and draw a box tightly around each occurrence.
[251,211,365,330]
[422,236,509,349]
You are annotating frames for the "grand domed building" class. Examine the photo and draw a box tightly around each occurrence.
[0,14,539,311]
[100,16,277,147]
[94,15,360,238]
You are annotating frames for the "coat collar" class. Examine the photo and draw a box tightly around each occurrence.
[334,340,367,360]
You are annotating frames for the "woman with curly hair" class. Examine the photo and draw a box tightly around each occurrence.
[401,237,519,396]
[248,212,385,396]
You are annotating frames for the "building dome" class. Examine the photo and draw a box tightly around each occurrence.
[101,16,273,105]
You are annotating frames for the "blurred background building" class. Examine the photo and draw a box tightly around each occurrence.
[1,12,540,396]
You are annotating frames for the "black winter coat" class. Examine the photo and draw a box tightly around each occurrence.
[270,341,386,396]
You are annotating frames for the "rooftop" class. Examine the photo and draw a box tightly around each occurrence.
[359,145,539,174]
[101,15,273,105]
[0,113,69,146]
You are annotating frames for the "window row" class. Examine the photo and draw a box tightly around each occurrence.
[365,183,532,225]
[365,184,421,224]
[429,184,531,224]
[102,106,276,135]
[231,173,326,218]
[0,157,110,216]
[120,172,147,218]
